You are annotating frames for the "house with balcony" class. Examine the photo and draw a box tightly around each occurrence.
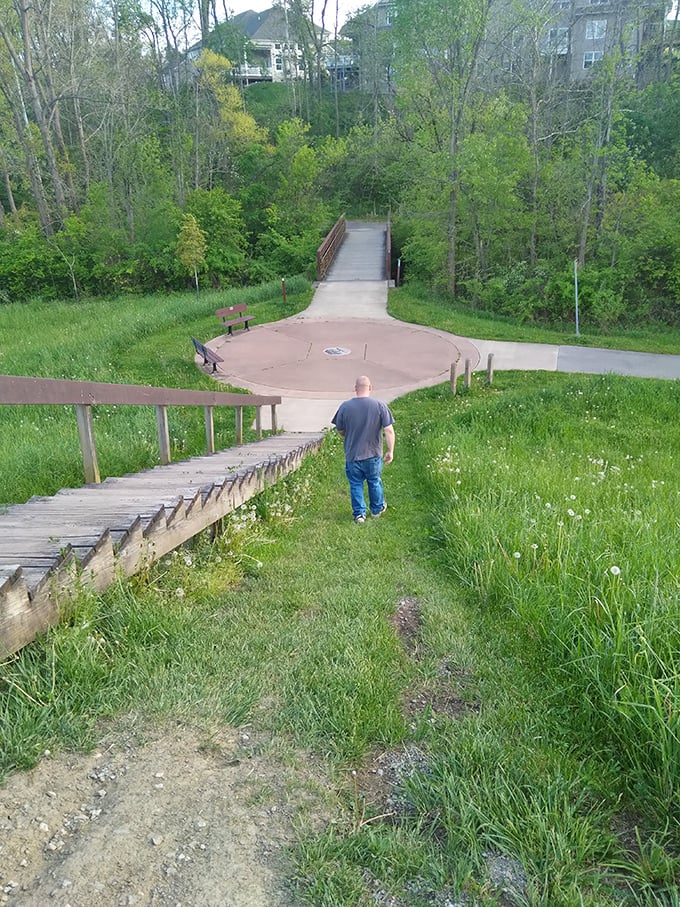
[230,7,307,84]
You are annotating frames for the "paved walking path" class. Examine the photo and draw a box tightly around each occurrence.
[208,222,680,431]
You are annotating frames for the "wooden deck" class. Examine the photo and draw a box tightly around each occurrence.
[0,432,324,657]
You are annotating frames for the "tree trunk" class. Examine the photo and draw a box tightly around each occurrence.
[577,60,618,266]
[15,0,68,225]
[0,72,53,234]
[3,169,18,214]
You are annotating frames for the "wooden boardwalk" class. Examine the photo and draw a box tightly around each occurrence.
[0,432,324,656]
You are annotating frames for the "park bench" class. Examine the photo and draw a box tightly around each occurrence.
[191,337,223,373]
[216,303,255,336]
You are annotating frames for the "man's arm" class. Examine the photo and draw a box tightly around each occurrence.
[383,424,395,464]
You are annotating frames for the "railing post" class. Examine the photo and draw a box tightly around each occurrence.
[204,405,215,454]
[450,361,458,396]
[255,406,262,440]
[271,404,278,434]
[156,405,171,465]
[464,358,472,391]
[74,404,101,484]
[486,353,494,385]
[235,406,243,445]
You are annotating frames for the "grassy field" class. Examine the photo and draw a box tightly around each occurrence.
[388,283,680,355]
[1,291,679,904]
[0,279,312,503]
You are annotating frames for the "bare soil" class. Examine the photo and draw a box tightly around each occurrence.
[0,720,330,907]
[0,596,485,907]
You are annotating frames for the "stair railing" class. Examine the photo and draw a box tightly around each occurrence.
[0,375,281,484]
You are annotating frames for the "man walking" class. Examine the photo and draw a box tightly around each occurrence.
[332,376,395,523]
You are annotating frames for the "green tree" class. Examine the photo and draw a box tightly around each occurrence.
[176,212,207,295]
[391,0,493,295]
[255,119,330,277]
[186,187,247,286]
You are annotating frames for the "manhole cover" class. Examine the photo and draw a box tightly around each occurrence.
[323,347,351,357]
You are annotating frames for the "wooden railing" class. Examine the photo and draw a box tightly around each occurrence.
[385,212,392,282]
[317,214,346,280]
[0,375,281,485]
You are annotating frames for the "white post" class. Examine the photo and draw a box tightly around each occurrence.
[574,258,580,337]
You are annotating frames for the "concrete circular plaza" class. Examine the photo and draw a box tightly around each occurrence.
[204,279,680,432]
[208,281,480,430]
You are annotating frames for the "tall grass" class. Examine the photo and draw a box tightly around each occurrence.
[0,279,312,502]
[2,291,680,903]
[410,374,680,826]
[293,375,680,906]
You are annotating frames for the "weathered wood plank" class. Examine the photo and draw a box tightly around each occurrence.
[1,433,324,655]
[0,373,281,409]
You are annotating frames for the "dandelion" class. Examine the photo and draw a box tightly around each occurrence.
[530,543,538,550]
[175,587,185,598]
[513,551,521,559]
[609,566,621,576]
[567,508,575,517]
[183,556,193,567]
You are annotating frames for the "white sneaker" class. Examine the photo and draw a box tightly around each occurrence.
[372,502,387,517]
[354,514,366,523]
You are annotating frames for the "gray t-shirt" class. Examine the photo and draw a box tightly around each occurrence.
[332,397,394,462]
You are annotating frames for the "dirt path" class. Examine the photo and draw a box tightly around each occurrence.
[0,721,330,907]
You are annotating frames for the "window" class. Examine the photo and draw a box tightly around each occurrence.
[275,56,282,71]
[548,26,569,53]
[586,19,607,40]
[583,50,604,67]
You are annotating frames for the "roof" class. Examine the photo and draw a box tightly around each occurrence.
[233,7,293,41]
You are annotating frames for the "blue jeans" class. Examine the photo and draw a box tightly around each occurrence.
[345,457,384,518]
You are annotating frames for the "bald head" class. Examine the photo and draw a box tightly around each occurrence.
[354,376,372,397]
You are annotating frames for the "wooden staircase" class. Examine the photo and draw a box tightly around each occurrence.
[0,433,324,657]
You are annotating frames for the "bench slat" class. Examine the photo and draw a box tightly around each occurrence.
[216,305,254,336]
[191,337,223,373]
[216,304,247,318]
